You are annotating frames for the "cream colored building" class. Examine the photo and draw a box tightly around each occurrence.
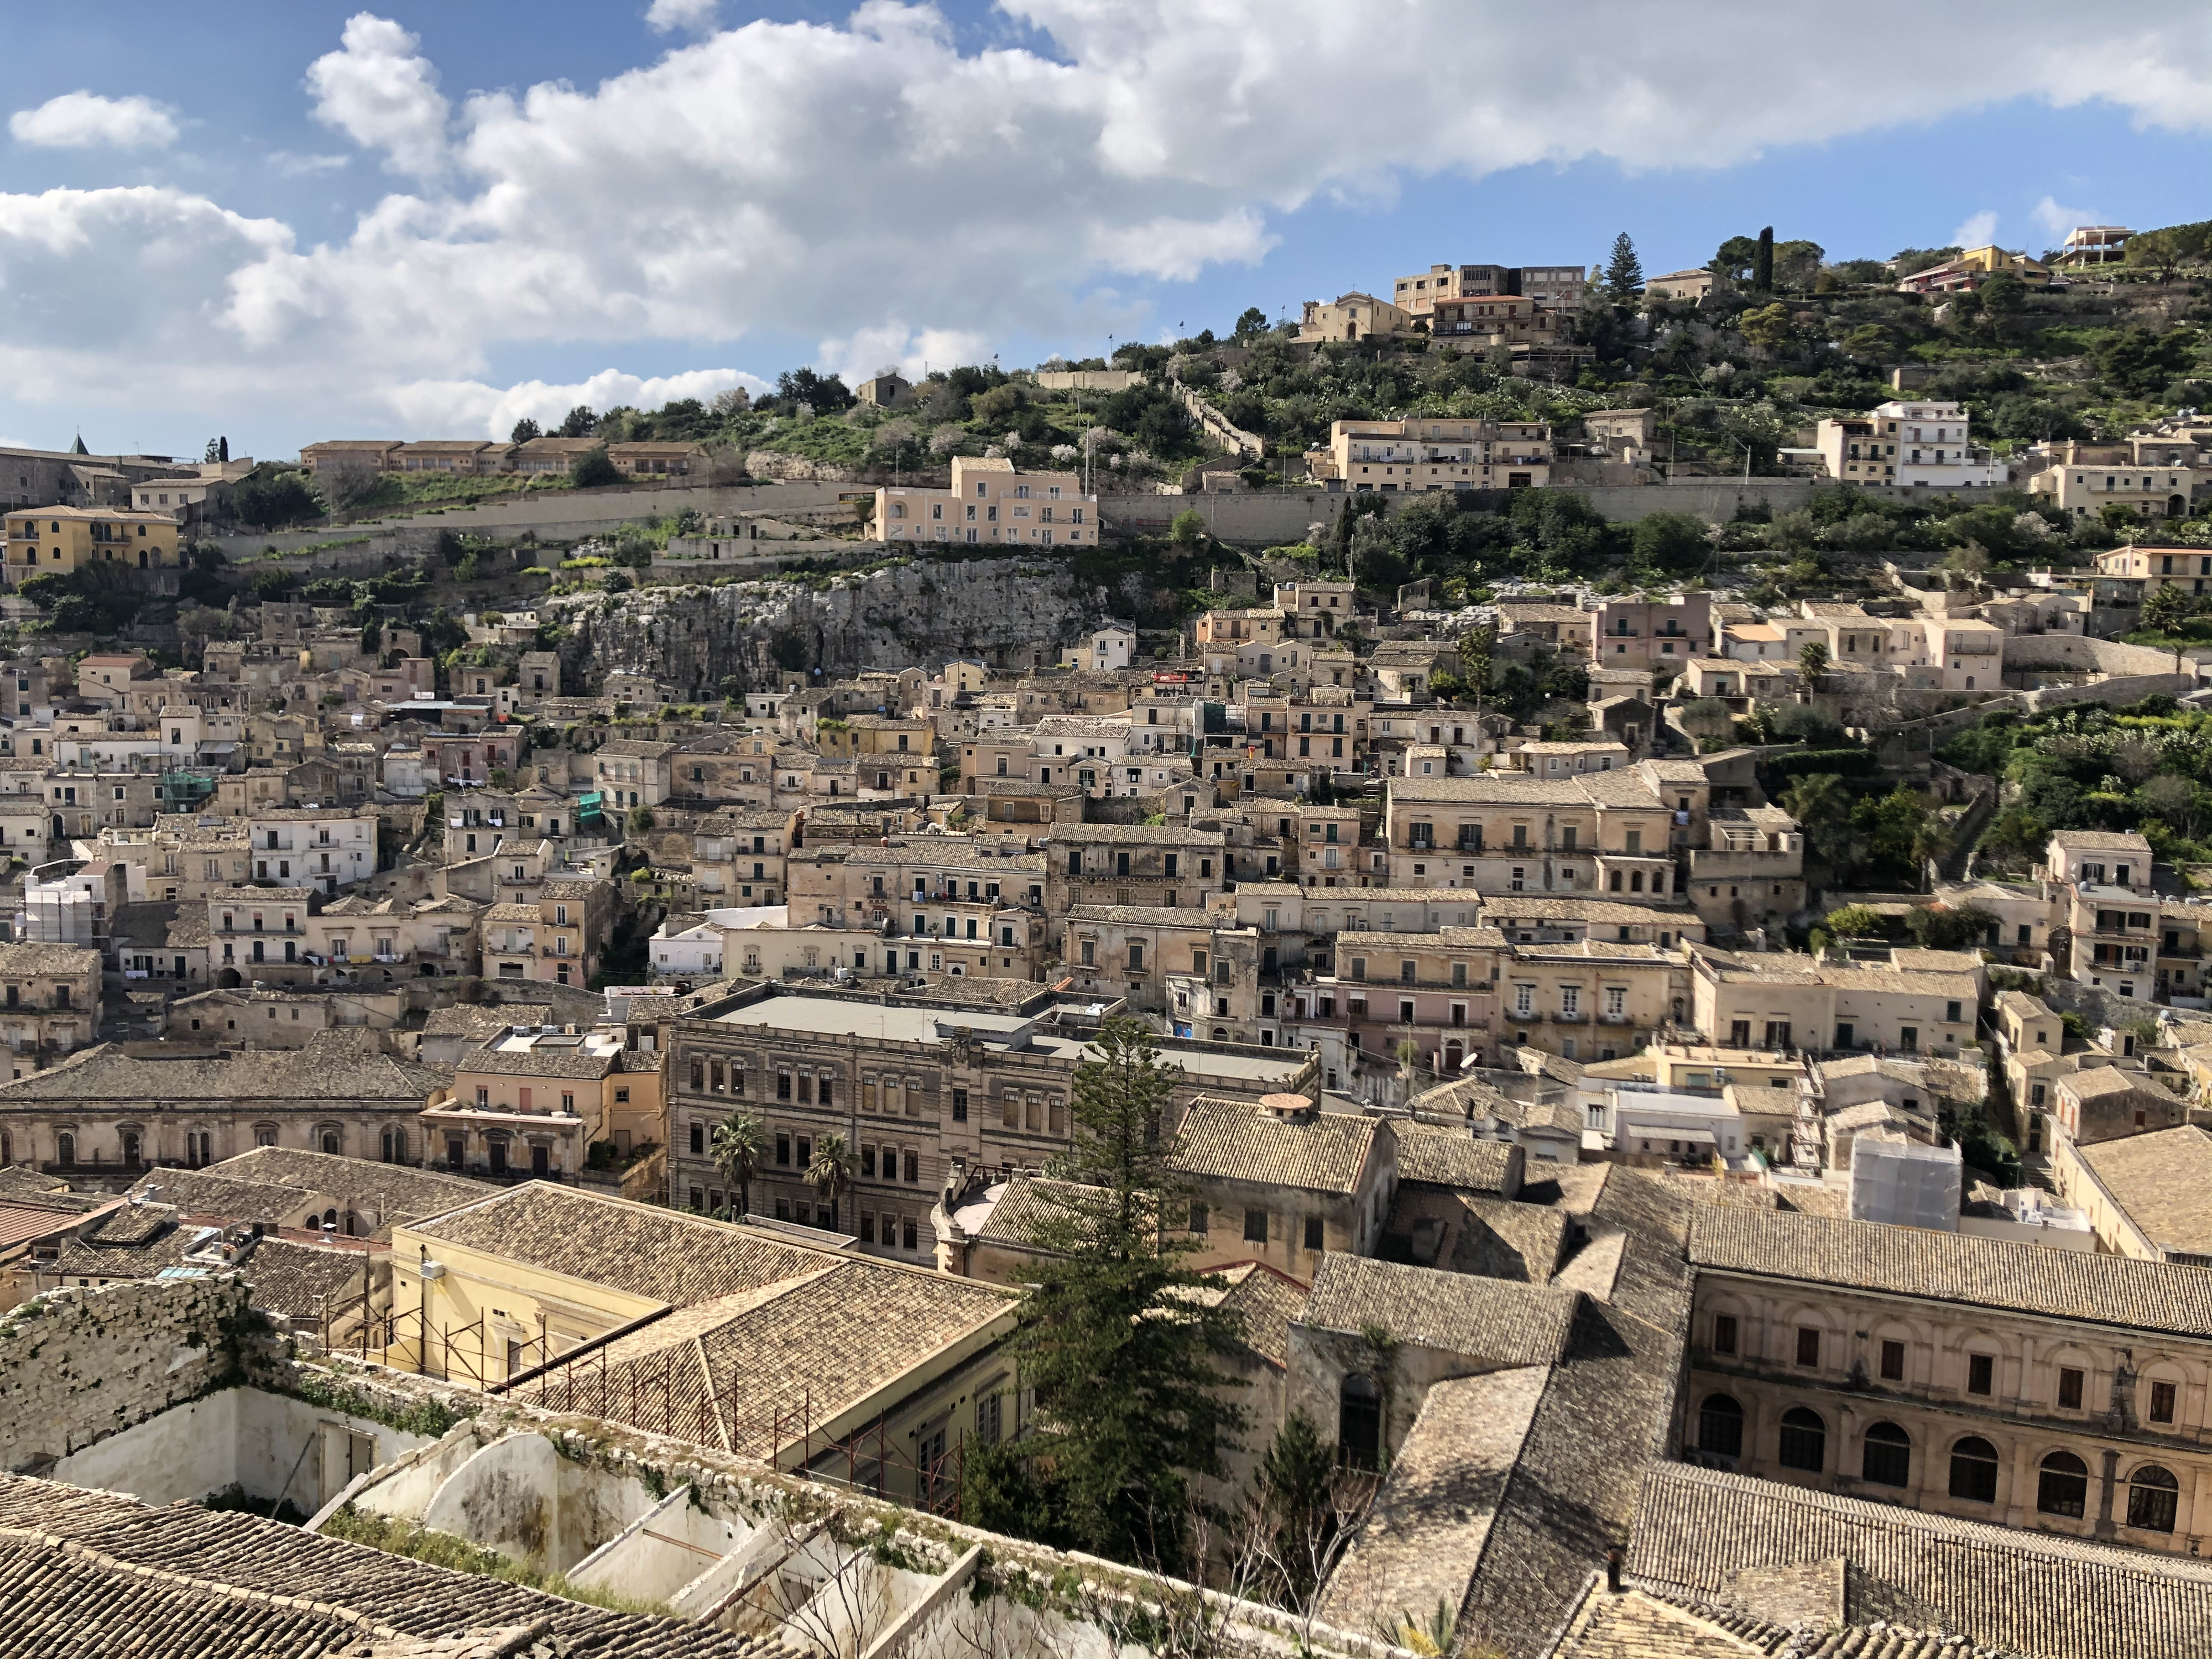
[875,456,1097,549]
[1689,944,1983,1058]
[2030,442,2198,520]
[1296,291,1416,344]
[1307,418,1553,492]
[1687,1203,2212,1557]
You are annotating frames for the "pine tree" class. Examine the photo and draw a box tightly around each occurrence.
[1604,232,1643,299]
[966,1017,1248,1574]
[1754,226,1775,291]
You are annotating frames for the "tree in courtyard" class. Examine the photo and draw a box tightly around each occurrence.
[710,1110,766,1216]
[964,1016,1248,1575]
[1785,773,1864,880]
[804,1131,857,1230]
[1604,232,1643,300]
[1797,639,1830,681]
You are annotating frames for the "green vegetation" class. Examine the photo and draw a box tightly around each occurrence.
[319,1505,669,1615]
[19,567,145,634]
[964,1018,1246,1577]
[1940,696,2212,869]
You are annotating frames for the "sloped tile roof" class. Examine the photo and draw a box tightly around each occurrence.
[1299,1254,1577,1363]
[1169,1095,1378,1196]
[1627,1462,2212,1659]
[1687,1203,2212,1339]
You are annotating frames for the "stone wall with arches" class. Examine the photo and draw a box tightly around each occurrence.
[1684,1270,2212,1556]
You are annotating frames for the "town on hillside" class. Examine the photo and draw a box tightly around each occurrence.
[8,222,2212,1659]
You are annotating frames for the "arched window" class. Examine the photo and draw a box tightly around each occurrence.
[1339,1374,1381,1472]
[1778,1407,1825,1472]
[56,1131,74,1167]
[1861,1421,1911,1488]
[2037,1451,2089,1519]
[322,1207,338,1229]
[2128,1464,2180,1533]
[320,1129,340,1155]
[121,1129,140,1167]
[1697,1393,1743,1461]
[1949,1437,2000,1504]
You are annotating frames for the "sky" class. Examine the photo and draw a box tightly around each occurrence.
[2,1,2210,462]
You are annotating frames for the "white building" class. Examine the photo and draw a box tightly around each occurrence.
[1813,399,2006,491]
[1063,624,1136,673]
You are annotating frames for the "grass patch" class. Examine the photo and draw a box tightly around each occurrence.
[318,1504,671,1616]
[2120,618,2212,651]
[347,471,575,517]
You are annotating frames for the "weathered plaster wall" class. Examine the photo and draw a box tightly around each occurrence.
[49,1386,431,1511]
[0,1278,244,1470]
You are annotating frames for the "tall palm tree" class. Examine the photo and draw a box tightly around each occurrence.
[804,1131,858,1232]
[709,1110,765,1218]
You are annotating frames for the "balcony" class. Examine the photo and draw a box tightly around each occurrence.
[1552,1009,1590,1025]
[1599,1011,1633,1025]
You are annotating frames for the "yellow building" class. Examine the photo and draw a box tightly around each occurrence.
[387,1183,1018,1504]
[3,507,180,580]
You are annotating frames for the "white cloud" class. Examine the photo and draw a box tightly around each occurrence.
[645,0,721,33]
[387,366,770,439]
[305,12,449,175]
[1950,210,2000,249]
[815,322,993,387]
[8,91,178,150]
[14,3,2212,447]
[267,150,352,177]
[2032,194,2098,241]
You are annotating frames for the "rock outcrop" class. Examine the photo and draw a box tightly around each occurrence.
[557,555,1115,692]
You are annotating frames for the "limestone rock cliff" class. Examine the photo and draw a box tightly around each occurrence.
[556,556,1116,692]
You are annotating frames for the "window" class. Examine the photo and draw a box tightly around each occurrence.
[690,1121,703,1156]
[1339,1374,1381,1470]
[1967,1352,1994,1395]
[1697,1393,1743,1460]
[1303,1215,1323,1251]
[1243,1208,1267,1243]
[2058,1365,2085,1410]
[775,1133,791,1166]
[1777,1407,1825,1472]
[2150,1379,2178,1425]
[1794,1326,1820,1368]
[2037,1451,2089,1519]
[1712,1313,1738,1355]
[1948,1436,2000,1503]
[1861,1421,1910,1488]
[1188,1202,1209,1234]
[2128,1464,2180,1533]
[1879,1339,1905,1381]
[951,1087,968,1123]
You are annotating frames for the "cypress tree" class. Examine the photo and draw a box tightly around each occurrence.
[1754,226,1775,291]
[964,1018,1248,1574]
